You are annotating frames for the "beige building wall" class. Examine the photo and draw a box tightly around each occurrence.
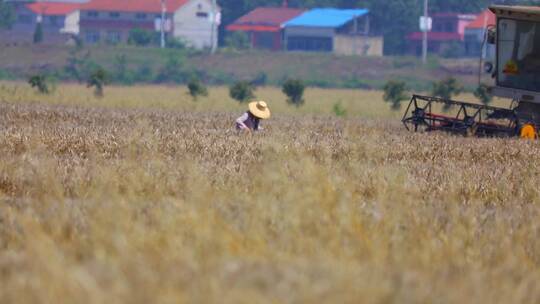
[334,35,383,56]
[172,0,220,50]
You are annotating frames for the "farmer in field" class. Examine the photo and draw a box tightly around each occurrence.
[236,101,271,132]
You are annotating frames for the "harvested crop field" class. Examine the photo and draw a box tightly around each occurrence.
[0,93,539,303]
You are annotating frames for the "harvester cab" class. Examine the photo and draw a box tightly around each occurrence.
[402,5,540,137]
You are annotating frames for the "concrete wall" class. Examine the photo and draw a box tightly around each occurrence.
[172,0,219,49]
[334,35,383,56]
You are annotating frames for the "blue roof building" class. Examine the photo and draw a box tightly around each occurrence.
[285,8,369,28]
[283,8,383,56]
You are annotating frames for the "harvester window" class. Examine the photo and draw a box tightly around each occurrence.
[497,18,540,92]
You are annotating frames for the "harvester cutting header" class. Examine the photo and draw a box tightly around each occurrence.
[402,5,540,138]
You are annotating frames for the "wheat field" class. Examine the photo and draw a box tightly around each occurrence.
[0,82,538,303]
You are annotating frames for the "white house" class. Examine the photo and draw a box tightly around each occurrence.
[172,0,220,49]
[79,0,220,49]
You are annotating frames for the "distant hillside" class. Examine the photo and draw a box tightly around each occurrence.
[0,45,484,91]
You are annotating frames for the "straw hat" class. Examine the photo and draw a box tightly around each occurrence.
[248,101,271,119]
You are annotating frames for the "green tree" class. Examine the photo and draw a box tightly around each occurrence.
[282,78,305,107]
[224,31,250,50]
[156,54,189,83]
[229,81,255,103]
[113,54,134,84]
[134,63,154,83]
[383,80,408,110]
[432,77,463,111]
[0,69,13,80]
[64,49,93,83]
[127,28,155,46]
[432,77,463,100]
[33,22,43,44]
[0,0,14,29]
[187,78,208,100]
[87,67,109,97]
[28,74,50,94]
[332,101,347,117]
[167,37,187,49]
[365,0,419,55]
[474,83,492,105]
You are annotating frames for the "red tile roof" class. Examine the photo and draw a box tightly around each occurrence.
[227,7,305,32]
[408,32,463,41]
[26,2,81,16]
[81,0,189,13]
[466,9,495,29]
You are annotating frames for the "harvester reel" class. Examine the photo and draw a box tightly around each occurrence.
[402,95,518,138]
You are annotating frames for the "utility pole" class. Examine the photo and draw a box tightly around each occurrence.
[422,0,429,64]
[210,0,217,54]
[160,0,166,48]
[37,0,44,25]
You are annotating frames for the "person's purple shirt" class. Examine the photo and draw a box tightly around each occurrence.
[236,112,262,131]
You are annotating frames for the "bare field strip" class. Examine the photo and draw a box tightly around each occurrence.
[0,86,539,303]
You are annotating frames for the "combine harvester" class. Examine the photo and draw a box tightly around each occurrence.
[402,5,540,138]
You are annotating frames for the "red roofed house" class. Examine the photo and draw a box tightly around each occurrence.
[79,0,220,49]
[464,9,496,56]
[407,13,476,57]
[1,1,81,45]
[226,5,305,50]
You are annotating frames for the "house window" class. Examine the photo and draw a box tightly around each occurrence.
[87,11,99,18]
[287,36,333,52]
[85,30,100,43]
[196,12,208,18]
[18,14,33,24]
[109,12,120,18]
[135,13,147,20]
[106,31,121,44]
